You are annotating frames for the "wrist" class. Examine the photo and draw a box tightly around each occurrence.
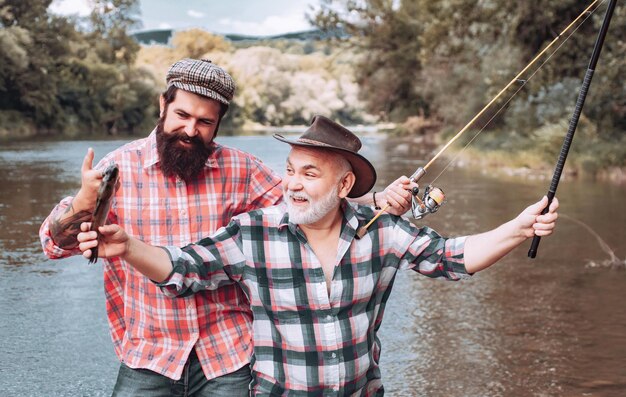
[72,191,94,213]
[122,237,134,261]
[373,191,381,210]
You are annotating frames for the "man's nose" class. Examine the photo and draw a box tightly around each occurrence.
[183,120,198,137]
[286,176,303,191]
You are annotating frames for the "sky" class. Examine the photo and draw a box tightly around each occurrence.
[49,0,318,36]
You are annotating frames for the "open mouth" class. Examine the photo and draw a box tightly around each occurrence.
[289,195,309,206]
[177,137,195,147]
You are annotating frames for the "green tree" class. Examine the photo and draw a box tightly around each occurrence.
[88,0,142,64]
[313,0,625,171]
[0,0,157,137]
[313,0,426,121]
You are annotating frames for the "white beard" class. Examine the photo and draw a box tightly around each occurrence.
[286,184,341,225]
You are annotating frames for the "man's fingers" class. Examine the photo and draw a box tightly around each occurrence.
[77,230,98,242]
[98,224,120,236]
[386,189,410,208]
[79,239,99,253]
[80,222,92,232]
[549,197,559,213]
[536,211,558,224]
[82,148,94,173]
[395,175,411,184]
[533,226,555,237]
[525,195,549,216]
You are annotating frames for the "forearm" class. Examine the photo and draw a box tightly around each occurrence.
[49,196,93,249]
[463,219,527,274]
[123,237,174,282]
[348,192,375,206]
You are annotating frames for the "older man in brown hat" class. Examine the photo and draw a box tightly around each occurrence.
[76,115,559,396]
[40,60,415,396]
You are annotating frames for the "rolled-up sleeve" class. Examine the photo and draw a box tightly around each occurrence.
[156,221,247,297]
[39,197,81,259]
[392,217,471,280]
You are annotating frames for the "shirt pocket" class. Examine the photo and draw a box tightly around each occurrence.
[256,267,306,324]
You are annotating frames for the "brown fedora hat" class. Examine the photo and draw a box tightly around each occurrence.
[273,115,376,198]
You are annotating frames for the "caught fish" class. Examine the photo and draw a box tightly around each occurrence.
[89,164,119,263]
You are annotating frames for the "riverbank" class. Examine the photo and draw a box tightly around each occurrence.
[2,124,624,185]
[449,146,626,185]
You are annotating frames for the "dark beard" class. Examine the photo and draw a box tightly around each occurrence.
[156,117,214,183]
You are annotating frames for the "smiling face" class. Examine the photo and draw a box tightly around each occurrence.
[283,147,355,226]
[156,89,222,182]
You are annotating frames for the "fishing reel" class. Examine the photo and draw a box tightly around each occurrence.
[411,185,446,220]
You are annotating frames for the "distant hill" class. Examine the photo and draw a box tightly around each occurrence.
[132,29,174,45]
[131,28,344,46]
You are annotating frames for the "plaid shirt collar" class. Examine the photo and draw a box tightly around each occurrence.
[143,129,221,170]
[279,199,360,239]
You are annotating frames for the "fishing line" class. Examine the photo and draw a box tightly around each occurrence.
[356,0,607,238]
[429,0,606,184]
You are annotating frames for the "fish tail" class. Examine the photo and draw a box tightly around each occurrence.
[89,246,99,264]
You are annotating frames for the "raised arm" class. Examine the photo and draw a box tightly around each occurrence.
[48,148,104,248]
[464,196,559,273]
[77,223,173,282]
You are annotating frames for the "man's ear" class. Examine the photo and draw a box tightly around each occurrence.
[158,95,165,117]
[338,172,356,199]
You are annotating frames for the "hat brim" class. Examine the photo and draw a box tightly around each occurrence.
[170,82,230,105]
[274,134,377,198]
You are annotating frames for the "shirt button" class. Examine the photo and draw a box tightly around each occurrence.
[326,315,332,321]
[331,352,337,358]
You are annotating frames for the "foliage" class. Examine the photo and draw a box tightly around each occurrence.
[171,29,232,59]
[1,0,624,175]
[0,0,157,137]
[136,31,369,129]
[313,0,626,169]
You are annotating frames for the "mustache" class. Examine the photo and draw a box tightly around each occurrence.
[161,129,206,147]
[286,190,311,201]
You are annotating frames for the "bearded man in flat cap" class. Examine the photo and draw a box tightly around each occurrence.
[40,59,415,396]
[76,115,559,396]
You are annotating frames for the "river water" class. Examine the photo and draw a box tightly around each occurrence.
[0,135,624,396]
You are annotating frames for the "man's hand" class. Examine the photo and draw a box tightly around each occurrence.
[78,222,173,282]
[464,195,560,274]
[380,176,419,216]
[50,148,104,248]
[77,222,130,260]
[514,196,559,238]
[73,148,105,211]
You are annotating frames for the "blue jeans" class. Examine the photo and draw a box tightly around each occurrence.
[111,350,251,397]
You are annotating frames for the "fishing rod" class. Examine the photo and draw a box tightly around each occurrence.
[355,0,604,239]
[528,0,617,258]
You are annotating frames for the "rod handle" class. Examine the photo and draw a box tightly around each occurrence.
[528,192,555,258]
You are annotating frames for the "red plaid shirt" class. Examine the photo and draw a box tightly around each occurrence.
[39,131,283,380]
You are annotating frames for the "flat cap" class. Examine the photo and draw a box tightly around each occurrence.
[166,58,235,105]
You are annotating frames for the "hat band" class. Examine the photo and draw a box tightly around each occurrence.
[297,138,332,147]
